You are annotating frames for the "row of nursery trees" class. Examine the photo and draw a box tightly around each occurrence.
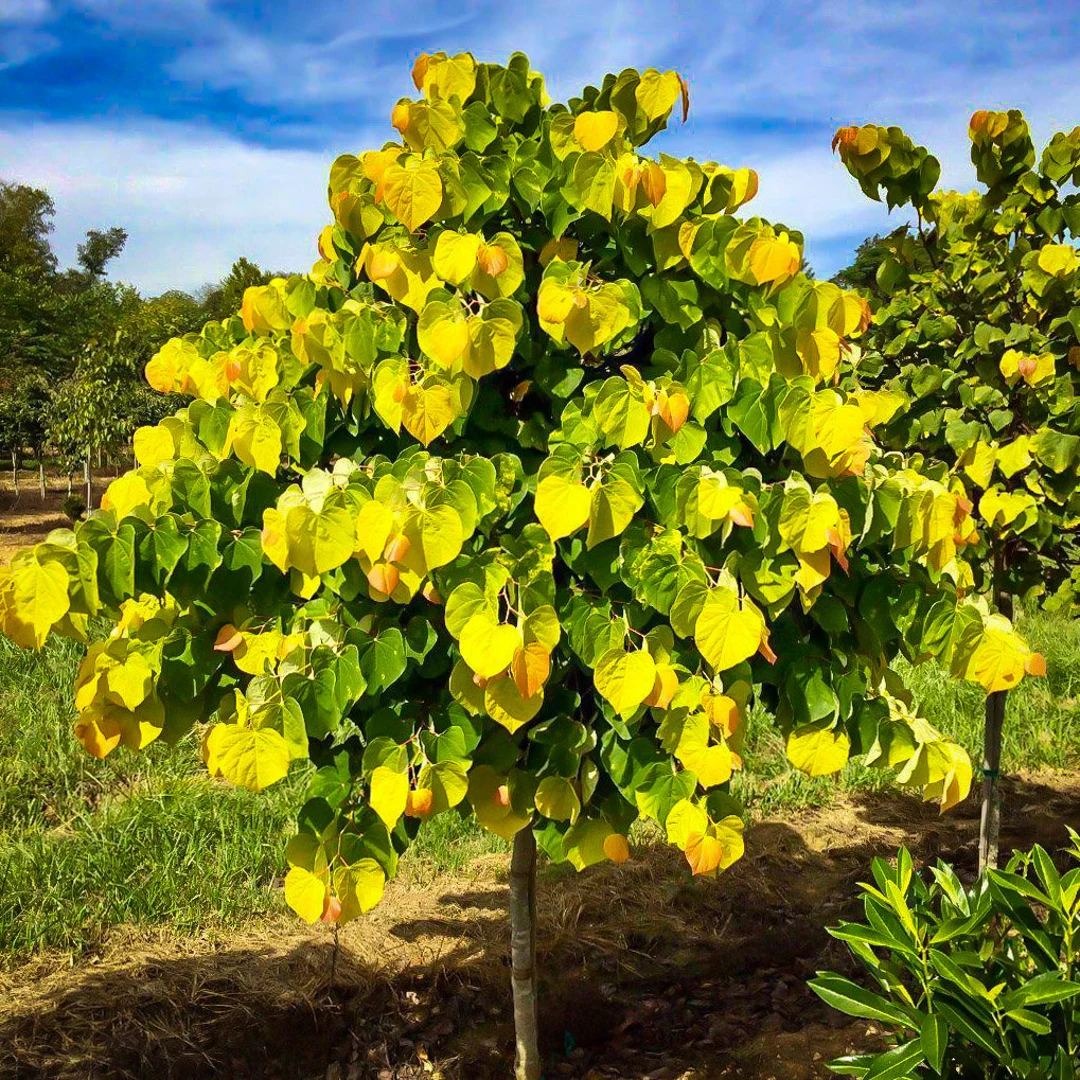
[0,180,286,502]
[2,53,1079,1079]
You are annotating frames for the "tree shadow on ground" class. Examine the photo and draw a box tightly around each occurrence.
[2,772,1078,1080]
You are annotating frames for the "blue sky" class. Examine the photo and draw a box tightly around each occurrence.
[2,0,1079,294]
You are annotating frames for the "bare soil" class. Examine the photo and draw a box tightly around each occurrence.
[0,472,111,564]
[2,770,1078,1080]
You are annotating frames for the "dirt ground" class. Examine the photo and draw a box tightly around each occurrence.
[2,770,1079,1080]
[0,475,111,565]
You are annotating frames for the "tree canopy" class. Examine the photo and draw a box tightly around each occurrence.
[0,54,1044,928]
[834,112,1080,606]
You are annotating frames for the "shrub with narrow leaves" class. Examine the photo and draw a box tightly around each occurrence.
[0,54,1043,924]
[811,837,1080,1078]
[834,112,1080,611]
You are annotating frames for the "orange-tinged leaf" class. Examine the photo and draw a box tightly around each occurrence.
[391,100,410,134]
[658,387,689,433]
[1026,652,1047,677]
[539,237,578,266]
[368,250,400,281]
[476,243,509,277]
[701,691,740,737]
[214,624,243,652]
[384,534,411,564]
[511,641,551,699]
[758,631,778,665]
[405,787,434,817]
[685,831,723,876]
[644,663,679,709]
[640,161,667,207]
[603,833,631,864]
[368,562,400,597]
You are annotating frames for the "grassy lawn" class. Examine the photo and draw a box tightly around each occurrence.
[1,607,1078,964]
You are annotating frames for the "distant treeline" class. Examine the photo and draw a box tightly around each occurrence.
[0,179,290,497]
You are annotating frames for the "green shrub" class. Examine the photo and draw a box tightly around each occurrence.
[810,839,1080,1078]
[61,492,86,522]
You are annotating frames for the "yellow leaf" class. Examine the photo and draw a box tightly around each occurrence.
[370,764,409,829]
[399,504,463,575]
[381,159,443,232]
[145,338,200,394]
[101,473,152,519]
[432,231,481,284]
[460,613,521,678]
[333,859,386,920]
[795,327,842,382]
[603,833,631,864]
[1,557,70,649]
[467,765,532,840]
[962,613,1031,693]
[133,425,176,468]
[635,69,681,121]
[261,507,290,573]
[535,474,591,540]
[485,675,543,732]
[355,499,396,563]
[665,799,744,876]
[539,237,578,266]
[593,647,656,718]
[284,866,328,924]
[204,723,291,791]
[960,441,997,489]
[694,587,765,672]
[996,436,1032,478]
[400,382,457,446]
[1037,243,1079,277]
[227,406,282,474]
[573,110,620,152]
[418,303,470,367]
[747,232,800,285]
[786,725,851,776]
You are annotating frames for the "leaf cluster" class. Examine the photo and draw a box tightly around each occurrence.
[0,54,1047,925]
[835,112,1080,605]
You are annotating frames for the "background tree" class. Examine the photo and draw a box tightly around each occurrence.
[833,111,1080,870]
[198,257,278,323]
[830,228,932,294]
[0,55,1044,1080]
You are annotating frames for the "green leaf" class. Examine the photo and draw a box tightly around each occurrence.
[807,974,915,1027]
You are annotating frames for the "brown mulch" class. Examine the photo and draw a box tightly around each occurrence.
[2,770,1078,1080]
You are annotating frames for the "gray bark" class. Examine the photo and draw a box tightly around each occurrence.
[509,826,541,1080]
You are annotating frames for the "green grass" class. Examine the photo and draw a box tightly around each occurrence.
[732,604,1080,813]
[0,606,1077,965]
[0,634,308,961]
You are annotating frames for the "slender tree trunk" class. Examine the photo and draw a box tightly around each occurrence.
[979,550,1013,875]
[11,449,18,497]
[84,454,92,511]
[39,456,46,501]
[509,827,541,1080]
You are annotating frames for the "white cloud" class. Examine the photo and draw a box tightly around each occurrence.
[0,120,353,294]
[0,0,50,22]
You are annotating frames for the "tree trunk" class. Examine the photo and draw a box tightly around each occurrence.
[84,455,92,511]
[509,826,541,1080]
[39,457,46,501]
[11,449,18,497]
[979,552,1013,875]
